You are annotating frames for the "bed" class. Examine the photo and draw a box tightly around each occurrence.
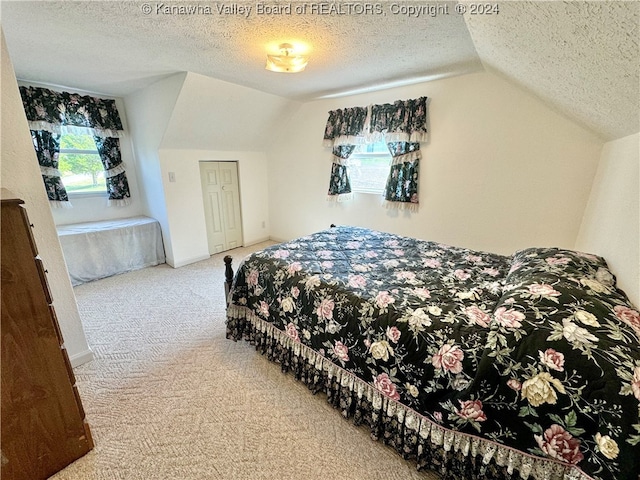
[225,226,640,480]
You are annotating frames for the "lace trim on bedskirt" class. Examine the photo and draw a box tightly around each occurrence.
[226,305,594,480]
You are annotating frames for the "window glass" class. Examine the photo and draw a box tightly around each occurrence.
[58,133,106,194]
[349,142,391,194]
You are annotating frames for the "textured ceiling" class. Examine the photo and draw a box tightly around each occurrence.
[464,1,640,140]
[0,0,481,99]
[1,1,638,140]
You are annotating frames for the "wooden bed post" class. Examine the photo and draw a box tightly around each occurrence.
[224,255,233,305]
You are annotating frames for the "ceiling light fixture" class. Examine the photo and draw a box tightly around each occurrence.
[265,43,309,73]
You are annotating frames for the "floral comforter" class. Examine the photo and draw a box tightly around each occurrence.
[226,226,640,480]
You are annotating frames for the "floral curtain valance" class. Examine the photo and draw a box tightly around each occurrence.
[323,96,429,147]
[19,86,124,138]
[323,107,369,147]
[370,97,428,144]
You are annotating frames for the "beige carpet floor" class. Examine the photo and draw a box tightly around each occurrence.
[52,243,441,480]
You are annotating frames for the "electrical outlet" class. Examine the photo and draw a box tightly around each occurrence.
[261,221,266,228]
[168,172,176,182]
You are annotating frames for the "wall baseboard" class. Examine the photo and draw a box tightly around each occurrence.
[243,237,272,247]
[169,254,211,268]
[69,348,94,368]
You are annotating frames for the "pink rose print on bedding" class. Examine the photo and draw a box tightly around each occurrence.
[272,249,290,259]
[258,301,270,318]
[464,305,492,328]
[386,326,401,343]
[493,306,525,329]
[454,269,471,281]
[614,305,640,334]
[373,373,400,400]
[348,274,367,289]
[333,341,350,363]
[546,256,571,266]
[539,348,565,372]
[316,298,335,321]
[375,291,395,309]
[285,322,300,342]
[631,366,640,401]
[483,267,501,277]
[528,283,561,299]
[507,379,522,391]
[423,258,441,269]
[247,269,259,287]
[455,400,487,422]
[535,424,584,465]
[287,262,302,275]
[432,344,464,374]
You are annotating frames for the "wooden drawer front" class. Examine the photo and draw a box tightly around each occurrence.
[34,257,53,305]
[17,205,38,257]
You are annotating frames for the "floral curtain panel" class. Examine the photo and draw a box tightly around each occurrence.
[383,142,421,211]
[323,97,428,209]
[19,86,131,207]
[31,130,71,208]
[327,145,356,201]
[93,136,131,206]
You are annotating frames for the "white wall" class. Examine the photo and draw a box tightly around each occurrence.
[158,149,271,267]
[267,71,604,256]
[575,133,639,307]
[143,72,296,267]
[1,31,92,366]
[124,73,186,266]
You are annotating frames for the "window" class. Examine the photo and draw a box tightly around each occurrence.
[348,141,391,194]
[58,132,106,194]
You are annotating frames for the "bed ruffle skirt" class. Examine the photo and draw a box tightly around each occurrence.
[226,305,592,480]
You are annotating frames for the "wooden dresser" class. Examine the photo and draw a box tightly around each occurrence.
[1,191,93,480]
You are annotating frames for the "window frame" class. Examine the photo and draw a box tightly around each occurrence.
[58,133,108,198]
[348,142,391,195]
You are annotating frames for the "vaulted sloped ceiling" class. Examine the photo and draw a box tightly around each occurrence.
[463,1,639,140]
[1,1,638,140]
[159,72,299,151]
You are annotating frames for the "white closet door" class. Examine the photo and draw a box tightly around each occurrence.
[218,162,243,250]
[199,161,243,254]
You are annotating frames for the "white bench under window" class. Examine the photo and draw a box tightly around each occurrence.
[57,216,165,286]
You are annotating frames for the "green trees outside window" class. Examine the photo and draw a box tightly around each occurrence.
[59,133,106,193]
